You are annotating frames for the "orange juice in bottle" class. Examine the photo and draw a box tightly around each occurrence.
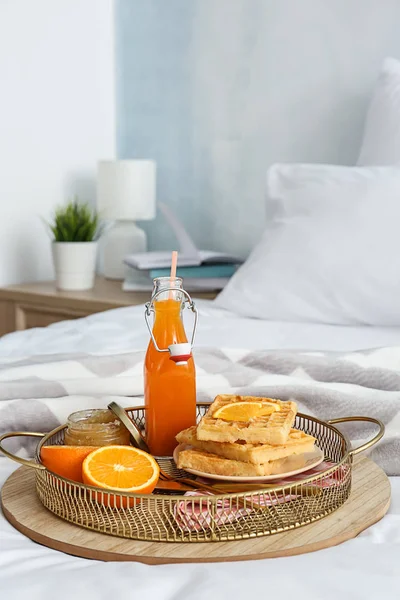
[144,277,197,456]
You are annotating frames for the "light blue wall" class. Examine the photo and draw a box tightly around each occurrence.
[115,0,400,257]
[115,1,203,253]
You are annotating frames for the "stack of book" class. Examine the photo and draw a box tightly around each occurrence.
[121,203,242,291]
[123,252,241,292]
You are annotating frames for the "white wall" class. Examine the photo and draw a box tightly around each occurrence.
[0,0,115,285]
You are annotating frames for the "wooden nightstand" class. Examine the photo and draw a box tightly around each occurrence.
[0,277,217,336]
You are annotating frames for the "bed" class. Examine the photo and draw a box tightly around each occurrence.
[4,37,400,598]
[0,300,400,599]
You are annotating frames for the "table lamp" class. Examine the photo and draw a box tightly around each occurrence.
[97,159,156,279]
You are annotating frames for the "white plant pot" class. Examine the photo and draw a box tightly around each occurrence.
[52,242,98,291]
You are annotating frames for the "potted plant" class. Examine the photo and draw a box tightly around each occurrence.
[47,199,101,290]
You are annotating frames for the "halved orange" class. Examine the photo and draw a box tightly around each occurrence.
[40,445,99,482]
[214,401,281,422]
[82,445,160,507]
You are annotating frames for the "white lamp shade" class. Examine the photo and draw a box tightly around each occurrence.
[97,160,156,221]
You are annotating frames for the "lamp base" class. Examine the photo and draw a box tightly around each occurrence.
[102,221,147,280]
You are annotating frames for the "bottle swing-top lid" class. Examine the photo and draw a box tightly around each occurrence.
[144,252,198,365]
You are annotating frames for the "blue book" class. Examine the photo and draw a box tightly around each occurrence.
[149,264,237,279]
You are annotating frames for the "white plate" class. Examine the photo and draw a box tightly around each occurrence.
[173,444,325,483]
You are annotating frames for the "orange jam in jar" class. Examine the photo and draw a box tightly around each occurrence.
[64,409,130,446]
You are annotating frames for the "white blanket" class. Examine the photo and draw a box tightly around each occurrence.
[2,300,400,357]
[1,304,400,597]
[1,459,399,599]
[1,345,399,473]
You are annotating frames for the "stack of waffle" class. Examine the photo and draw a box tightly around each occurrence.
[176,395,316,477]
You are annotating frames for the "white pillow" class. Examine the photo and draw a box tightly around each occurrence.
[358,57,400,165]
[215,163,400,326]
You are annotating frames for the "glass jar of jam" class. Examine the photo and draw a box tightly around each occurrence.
[64,409,130,446]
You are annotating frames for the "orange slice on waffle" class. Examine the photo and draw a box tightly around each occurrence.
[213,401,281,422]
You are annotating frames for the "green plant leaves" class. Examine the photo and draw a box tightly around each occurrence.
[46,199,100,242]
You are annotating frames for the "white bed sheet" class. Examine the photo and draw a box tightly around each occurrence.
[1,459,399,599]
[1,300,400,598]
[0,300,400,359]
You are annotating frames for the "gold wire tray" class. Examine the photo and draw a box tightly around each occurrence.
[0,404,384,543]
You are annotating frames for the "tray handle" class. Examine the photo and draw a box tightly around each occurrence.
[326,416,384,456]
[0,431,46,470]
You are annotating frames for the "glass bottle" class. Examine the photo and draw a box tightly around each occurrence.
[144,277,196,456]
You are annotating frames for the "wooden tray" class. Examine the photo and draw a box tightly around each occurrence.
[1,456,391,564]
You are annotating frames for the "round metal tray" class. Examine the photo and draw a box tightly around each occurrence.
[0,404,384,543]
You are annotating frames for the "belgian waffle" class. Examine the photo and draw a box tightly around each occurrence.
[196,395,297,445]
[176,426,315,465]
[176,448,307,478]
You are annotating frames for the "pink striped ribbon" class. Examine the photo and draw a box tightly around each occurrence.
[174,461,349,532]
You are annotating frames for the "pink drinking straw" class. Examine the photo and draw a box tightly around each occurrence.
[169,251,178,299]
